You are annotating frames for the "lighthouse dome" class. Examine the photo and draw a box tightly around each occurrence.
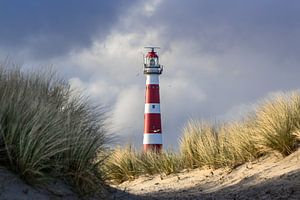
[146,51,158,58]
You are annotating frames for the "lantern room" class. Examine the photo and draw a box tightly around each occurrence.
[143,47,163,74]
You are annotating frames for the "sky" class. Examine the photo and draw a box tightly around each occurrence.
[1,0,300,149]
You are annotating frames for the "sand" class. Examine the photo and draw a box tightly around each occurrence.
[0,167,81,200]
[0,150,299,200]
[111,149,300,200]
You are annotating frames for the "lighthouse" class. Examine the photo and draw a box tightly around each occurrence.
[143,47,163,152]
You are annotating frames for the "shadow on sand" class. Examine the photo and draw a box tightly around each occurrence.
[109,169,300,200]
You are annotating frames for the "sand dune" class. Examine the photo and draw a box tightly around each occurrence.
[111,149,300,200]
[0,168,82,200]
[0,149,299,199]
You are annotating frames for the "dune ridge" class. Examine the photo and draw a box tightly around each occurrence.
[112,148,300,200]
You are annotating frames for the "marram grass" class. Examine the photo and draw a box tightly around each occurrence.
[180,121,220,168]
[106,91,300,183]
[103,146,182,183]
[5,59,297,188]
[0,63,109,196]
[253,92,300,156]
[179,120,259,169]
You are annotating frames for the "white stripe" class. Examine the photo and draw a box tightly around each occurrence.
[146,74,159,84]
[143,134,162,144]
[144,103,160,113]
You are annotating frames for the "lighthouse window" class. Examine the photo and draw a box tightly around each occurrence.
[150,58,155,66]
[152,105,155,109]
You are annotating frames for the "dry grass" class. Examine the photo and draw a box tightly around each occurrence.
[106,91,300,184]
[253,92,300,156]
[104,146,182,183]
[180,121,219,168]
[140,150,182,176]
[180,120,259,169]
[104,146,141,183]
[217,121,260,167]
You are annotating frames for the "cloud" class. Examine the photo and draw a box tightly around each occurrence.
[61,0,300,148]
[2,1,300,149]
[110,85,144,146]
[0,0,137,59]
[69,77,120,107]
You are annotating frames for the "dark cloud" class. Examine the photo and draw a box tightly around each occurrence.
[153,0,300,56]
[0,0,137,59]
[127,0,300,147]
[1,0,300,149]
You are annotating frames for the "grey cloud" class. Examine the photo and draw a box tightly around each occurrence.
[153,0,300,57]
[0,0,137,59]
[126,0,300,148]
[97,0,300,148]
[2,0,300,149]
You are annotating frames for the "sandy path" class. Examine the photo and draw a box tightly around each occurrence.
[111,149,300,200]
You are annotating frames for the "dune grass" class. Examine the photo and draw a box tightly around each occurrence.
[253,92,300,156]
[104,146,182,183]
[180,121,220,168]
[179,92,300,170]
[104,146,141,183]
[4,59,298,188]
[0,63,109,196]
[106,91,300,183]
[179,120,259,169]
[217,121,260,167]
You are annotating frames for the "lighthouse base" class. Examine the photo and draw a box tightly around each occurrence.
[143,144,162,152]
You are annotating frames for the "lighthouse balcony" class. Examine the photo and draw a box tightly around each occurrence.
[143,65,163,74]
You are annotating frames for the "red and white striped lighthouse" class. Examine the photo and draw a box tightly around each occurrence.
[143,47,163,152]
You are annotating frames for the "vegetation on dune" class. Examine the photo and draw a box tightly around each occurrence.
[253,92,300,156]
[105,91,300,183]
[104,146,141,183]
[180,120,259,169]
[104,146,182,183]
[217,121,259,167]
[0,62,109,196]
[1,60,299,189]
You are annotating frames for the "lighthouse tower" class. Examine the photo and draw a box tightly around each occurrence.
[143,47,163,152]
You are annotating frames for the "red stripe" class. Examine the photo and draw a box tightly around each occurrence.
[144,144,162,152]
[145,84,160,103]
[144,113,162,133]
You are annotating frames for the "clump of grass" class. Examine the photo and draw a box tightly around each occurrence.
[104,146,182,183]
[180,121,220,168]
[104,146,141,183]
[180,92,300,171]
[59,97,109,195]
[0,62,109,196]
[140,150,182,176]
[217,121,260,167]
[253,92,300,156]
[180,120,259,169]
[106,91,300,184]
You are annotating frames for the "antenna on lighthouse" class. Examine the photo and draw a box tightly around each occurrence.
[144,46,160,52]
[142,47,164,152]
